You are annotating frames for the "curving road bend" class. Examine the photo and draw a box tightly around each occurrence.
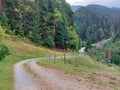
[14,58,114,90]
[14,59,40,90]
[14,58,86,90]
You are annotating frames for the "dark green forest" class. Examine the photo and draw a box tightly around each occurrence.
[74,5,120,46]
[73,5,120,64]
[0,0,79,50]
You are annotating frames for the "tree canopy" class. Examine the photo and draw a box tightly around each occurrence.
[0,0,79,50]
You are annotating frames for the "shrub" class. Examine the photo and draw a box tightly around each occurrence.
[44,36,55,48]
[110,55,120,65]
[0,25,5,38]
[0,45,11,61]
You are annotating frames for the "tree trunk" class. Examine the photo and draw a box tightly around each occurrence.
[54,48,56,64]
[0,0,4,14]
[64,49,66,64]
[76,50,78,67]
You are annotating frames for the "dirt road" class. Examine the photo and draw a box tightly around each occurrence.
[14,58,85,90]
[14,58,119,90]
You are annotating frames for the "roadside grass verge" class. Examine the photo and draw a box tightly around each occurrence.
[37,54,120,74]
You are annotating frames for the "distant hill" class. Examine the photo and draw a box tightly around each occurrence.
[70,5,81,11]
[74,4,120,45]
[86,5,120,24]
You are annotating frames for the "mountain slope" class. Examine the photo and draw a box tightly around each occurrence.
[74,4,120,45]
[86,5,120,26]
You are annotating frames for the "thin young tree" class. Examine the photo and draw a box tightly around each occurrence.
[64,49,66,64]
[76,48,79,67]
[108,48,112,61]
[54,48,56,64]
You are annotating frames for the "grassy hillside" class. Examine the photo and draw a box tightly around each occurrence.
[0,35,56,90]
[0,35,120,90]
[38,54,120,73]
[38,54,120,89]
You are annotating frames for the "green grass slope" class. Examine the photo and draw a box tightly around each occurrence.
[38,54,120,74]
[38,54,120,89]
[0,35,56,90]
[0,35,120,90]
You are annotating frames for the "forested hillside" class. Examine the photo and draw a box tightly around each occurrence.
[73,5,120,64]
[74,5,120,46]
[0,0,79,50]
